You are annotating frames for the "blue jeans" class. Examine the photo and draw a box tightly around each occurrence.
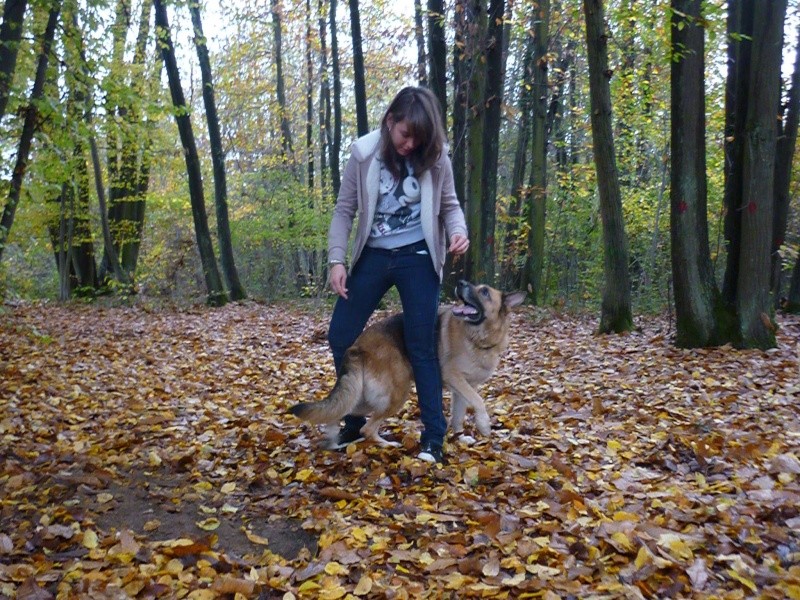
[328,242,445,447]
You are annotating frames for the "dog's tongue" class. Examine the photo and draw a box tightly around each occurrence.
[452,304,478,316]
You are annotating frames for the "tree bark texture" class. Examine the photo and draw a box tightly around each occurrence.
[771,20,800,302]
[669,0,724,347]
[523,0,549,303]
[329,0,342,197]
[721,0,753,305]
[735,0,785,348]
[0,0,28,121]
[414,0,427,85]
[348,0,369,136]
[191,1,246,300]
[0,2,60,263]
[271,0,295,166]
[583,0,633,333]
[427,0,447,118]
[464,0,487,282]
[154,0,226,306]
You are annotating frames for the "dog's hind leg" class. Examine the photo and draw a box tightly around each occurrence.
[360,416,401,447]
[449,389,468,434]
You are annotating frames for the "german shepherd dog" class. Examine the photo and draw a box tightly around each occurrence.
[289,281,525,449]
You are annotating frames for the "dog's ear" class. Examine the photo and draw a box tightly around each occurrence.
[503,290,526,309]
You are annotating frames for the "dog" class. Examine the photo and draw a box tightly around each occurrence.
[289,280,526,449]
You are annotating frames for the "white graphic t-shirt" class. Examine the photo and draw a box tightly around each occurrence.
[368,159,424,249]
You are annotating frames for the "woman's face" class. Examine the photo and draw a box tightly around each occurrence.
[387,117,418,157]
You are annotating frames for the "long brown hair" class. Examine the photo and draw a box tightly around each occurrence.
[379,86,446,179]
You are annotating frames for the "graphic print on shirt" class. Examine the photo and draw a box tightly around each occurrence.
[371,160,421,239]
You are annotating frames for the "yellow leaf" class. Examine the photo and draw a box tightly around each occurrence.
[501,571,526,586]
[194,481,213,492]
[634,546,651,569]
[143,520,161,532]
[82,529,99,549]
[610,531,635,553]
[612,511,639,522]
[243,529,270,545]
[149,450,162,466]
[351,527,368,543]
[97,493,114,504]
[295,469,313,482]
[726,569,757,592]
[324,562,347,576]
[353,575,373,596]
[221,482,236,494]
[297,580,321,593]
[196,518,220,531]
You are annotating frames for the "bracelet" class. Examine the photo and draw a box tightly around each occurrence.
[329,259,344,266]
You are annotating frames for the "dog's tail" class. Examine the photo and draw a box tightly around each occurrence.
[289,349,364,424]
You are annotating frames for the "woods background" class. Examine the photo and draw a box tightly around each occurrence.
[0,0,798,346]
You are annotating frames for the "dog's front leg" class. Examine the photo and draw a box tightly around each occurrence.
[446,377,491,437]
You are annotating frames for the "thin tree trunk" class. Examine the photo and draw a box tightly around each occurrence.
[583,0,632,333]
[670,0,725,347]
[0,0,28,120]
[272,0,295,166]
[191,1,246,301]
[523,0,549,303]
[349,0,368,136]
[465,0,487,281]
[414,0,427,85]
[329,0,342,197]
[478,0,504,284]
[786,252,800,312]
[427,0,447,118]
[319,0,331,191]
[154,0,226,306]
[771,21,800,304]
[306,0,315,190]
[0,3,60,263]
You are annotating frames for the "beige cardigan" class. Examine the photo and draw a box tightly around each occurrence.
[327,130,468,282]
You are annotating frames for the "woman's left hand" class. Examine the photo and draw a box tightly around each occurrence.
[449,234,470,256]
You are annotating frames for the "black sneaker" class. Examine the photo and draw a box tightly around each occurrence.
[333,425,365,450]
[417,441,445,464]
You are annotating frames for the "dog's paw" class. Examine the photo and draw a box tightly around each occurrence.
[476,418,491,437]
[456,433,477,446]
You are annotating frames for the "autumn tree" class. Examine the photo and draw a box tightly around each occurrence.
[0,0,28,120]
[583,0,633,333]
[190,0,246,301]
[0,0,61,264]
[154,0,227,306]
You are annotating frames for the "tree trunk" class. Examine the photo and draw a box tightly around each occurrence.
[464,0,487,282]
[306,0,315,190]
[670,0,725,347]
[478,0,503,284]
[349,0,368,136]
[523,0,548,303]
[0,2,60,263]
[329,0,342,197]
[101,0,152,283]
[721,0,753,305]
[503,10,536,290]
[328,0,341,197]
[583,0,633,333]
[771,21,800,304]
[154,0,226,306]
[319,0,331,192]
[735,0,785,348]
[414,0,427,85]
[0,0,28,120]
[271,0,295,166]
[427,0,447,119]
[191,1,246,301]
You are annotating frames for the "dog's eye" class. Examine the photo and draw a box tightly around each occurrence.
[480,288,490,297]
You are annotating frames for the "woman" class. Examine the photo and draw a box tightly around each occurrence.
[327,86,469,464]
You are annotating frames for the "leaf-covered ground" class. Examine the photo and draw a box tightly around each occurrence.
[1,300,799,599]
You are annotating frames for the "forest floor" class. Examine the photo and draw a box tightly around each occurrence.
[0,299,799,599]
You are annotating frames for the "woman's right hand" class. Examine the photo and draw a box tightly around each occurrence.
[329,263,348,299]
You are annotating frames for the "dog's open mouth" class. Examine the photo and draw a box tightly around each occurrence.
[451,300,484,323]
